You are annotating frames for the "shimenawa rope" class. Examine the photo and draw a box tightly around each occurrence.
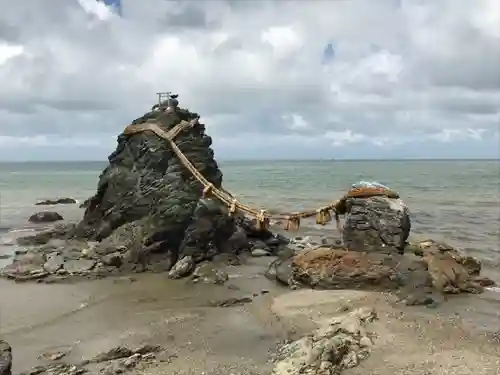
[122,120,384,231]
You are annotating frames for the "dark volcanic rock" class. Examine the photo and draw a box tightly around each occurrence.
[0,340,12,375]
[342,196,411,253]
[73,104,224,255]
[28,211,64,223]
[35,198,77,205]
[1,100,287,282]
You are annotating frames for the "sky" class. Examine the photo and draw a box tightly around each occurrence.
[0,0,499,161]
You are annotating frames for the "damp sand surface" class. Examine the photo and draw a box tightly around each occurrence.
[1,257,500,375]
[1,258,289,374]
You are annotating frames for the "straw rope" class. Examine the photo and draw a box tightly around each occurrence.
[122,120,394,231]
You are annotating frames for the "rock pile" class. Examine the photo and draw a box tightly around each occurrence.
[272,307,377,375]
[20,344,163,375]
[267,238,492,306]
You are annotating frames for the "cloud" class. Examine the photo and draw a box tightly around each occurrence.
[0,0,499,160]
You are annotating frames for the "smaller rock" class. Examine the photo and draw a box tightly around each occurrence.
[43,254,64,273]
[212,253,241,266]
[122,353,141,368]
[101,252,123,268]
[35,198,77,206]
[39,350,67,361]
[168,256,195,279]
[473,276,496,287]
[191,262,229,284]
[133,344,161,355]
[359,337,372,347]
[251,249,271,257]
[227,226,249,252]
[141,353,155,360]
[207,297,253,307]
[265,234,290,247]
[21,363,85,375]
[28,212,64,223]
[91,346,134,363]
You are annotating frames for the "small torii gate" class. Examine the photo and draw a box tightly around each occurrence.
[156,92,179,106]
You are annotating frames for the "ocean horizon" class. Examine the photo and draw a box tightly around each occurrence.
[0,159,500,265]
[0,158,499,162]
[1,159,499,270]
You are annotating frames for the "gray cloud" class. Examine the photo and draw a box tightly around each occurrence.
[0,0,498,160]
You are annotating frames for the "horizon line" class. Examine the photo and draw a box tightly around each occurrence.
[0,158,499,163]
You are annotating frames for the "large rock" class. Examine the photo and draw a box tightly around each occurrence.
[267,243,492,306]
[74,103,221,242]
[342,196,411,253]
[0,340,12,375]
[28,211,64,223]
[0,99,275,282]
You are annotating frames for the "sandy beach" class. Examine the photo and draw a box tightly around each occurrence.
[2,254,500,375]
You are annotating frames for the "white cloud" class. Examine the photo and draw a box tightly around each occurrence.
[0,0,498,160]
[0,43,23,65]
[324,130,366,147]
[78,0,115,21]
[0,134,111,147]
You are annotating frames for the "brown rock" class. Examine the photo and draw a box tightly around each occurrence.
[291,247,396,290]
[423,252,484,294]
[413,239,482,276]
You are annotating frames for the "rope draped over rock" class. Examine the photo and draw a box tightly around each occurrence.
[122,120,396,231]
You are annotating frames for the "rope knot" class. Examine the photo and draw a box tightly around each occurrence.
[228,198,238,216]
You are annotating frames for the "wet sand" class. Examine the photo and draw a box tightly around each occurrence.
[1,257,291,374]
[1,257,500,374]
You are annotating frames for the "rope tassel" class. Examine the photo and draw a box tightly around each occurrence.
[285,215,301,231]
[228,199,237,216]
[256,210,270,231]
[315,208,332,225]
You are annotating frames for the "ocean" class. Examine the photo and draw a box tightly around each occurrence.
[0,160,499,270]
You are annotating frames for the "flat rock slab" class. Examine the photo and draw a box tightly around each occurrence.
[44,255,64,273]
[63,259,96,274]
